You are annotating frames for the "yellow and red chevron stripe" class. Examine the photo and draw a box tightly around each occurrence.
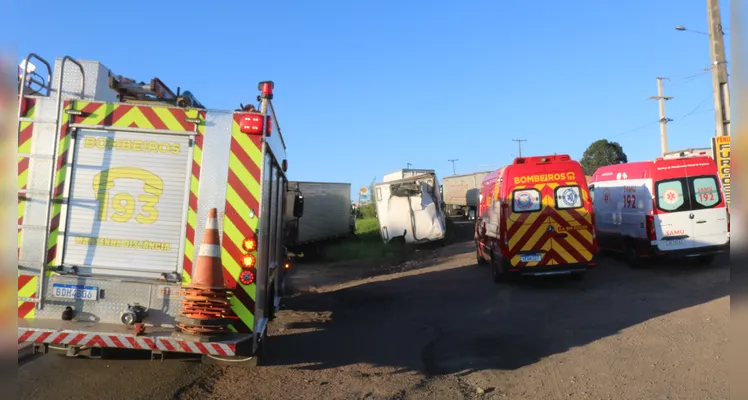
[66,101,205,282]
[17,274,37,319]
[46,101,74,267]
[18,98,36,259]
[507,182,594,267]
[218,114,263,333]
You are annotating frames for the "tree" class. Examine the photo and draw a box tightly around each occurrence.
[580,139,628,176]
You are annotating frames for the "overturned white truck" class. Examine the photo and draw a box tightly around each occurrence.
[373,172,447,244]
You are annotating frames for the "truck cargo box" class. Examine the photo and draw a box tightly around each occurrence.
[284,181,353,247]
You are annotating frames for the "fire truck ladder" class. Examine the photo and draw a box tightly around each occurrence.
[109,74,205,109]
[17,54,86,309]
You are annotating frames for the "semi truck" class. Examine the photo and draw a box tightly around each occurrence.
[373,172,447,244]
[284,181,355,254]
[16,53,298,366]
[441,171,491,220]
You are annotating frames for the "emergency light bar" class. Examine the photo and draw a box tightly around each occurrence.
[513,155,571,165]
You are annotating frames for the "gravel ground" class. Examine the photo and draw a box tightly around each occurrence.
[18,220,729,400]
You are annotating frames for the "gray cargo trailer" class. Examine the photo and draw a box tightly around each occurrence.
[441,171,491,220]
[284,182,354,251]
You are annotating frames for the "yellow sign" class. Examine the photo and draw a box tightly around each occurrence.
[712,136,730,205]
[93,167,163,224]
[360,187,368,194]
[75,236,171,251]
[84,136,181,155]
[514,171,576,185]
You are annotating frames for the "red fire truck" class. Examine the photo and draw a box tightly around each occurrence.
[17,53,300,365]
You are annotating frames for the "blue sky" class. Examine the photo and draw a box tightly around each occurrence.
[6,0,730,200]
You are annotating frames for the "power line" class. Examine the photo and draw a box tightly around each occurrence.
[607,120,661,139]
[678,93,713,119]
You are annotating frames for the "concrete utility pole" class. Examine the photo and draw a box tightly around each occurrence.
[448,159,458,175]
[707,0,731,136]
[512,139,527,157]
[648,77,673,156]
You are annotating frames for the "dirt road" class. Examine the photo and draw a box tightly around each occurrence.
[18,220,728,400]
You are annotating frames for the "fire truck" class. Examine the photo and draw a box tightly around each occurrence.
[16,53,301,365]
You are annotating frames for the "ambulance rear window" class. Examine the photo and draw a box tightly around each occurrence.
[512,188,541,213]
[554,185,583,210]
[656,175,722,212]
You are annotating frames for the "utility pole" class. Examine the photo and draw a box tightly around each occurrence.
[648,77,673,156]
[448,159,458,175]
[707,0,730,136]
[512,139,527,157]
[406,162,412,169]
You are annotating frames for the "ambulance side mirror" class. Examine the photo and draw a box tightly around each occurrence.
[293,194,304,218]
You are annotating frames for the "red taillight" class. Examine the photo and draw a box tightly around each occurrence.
[645,214,656,240]
[727,207,730,233]
[239,269,256,285]
[265,116,273,136]
[240,114,264,135]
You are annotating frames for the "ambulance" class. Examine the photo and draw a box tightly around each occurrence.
[589,155,729,267]
[475,155,598,282]
[16,53,298,365]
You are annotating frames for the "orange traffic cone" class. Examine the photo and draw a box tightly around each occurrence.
[175,208,236,338]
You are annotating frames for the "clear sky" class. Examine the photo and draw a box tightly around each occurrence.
[6,0,730,200]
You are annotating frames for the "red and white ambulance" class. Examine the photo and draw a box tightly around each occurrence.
[589,155,729,267]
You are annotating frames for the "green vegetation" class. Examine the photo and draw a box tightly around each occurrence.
[319,217,401,263]
[580,139,628,176]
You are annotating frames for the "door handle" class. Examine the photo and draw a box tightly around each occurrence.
[696,220,707,224]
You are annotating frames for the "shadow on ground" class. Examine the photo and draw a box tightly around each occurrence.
[266,243,729,376]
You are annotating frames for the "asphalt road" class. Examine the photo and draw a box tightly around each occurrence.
[18,220,729,399]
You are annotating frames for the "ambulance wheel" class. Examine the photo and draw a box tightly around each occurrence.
[625,245,644,269]
[570,272,586,281]
[697,254,715,265]
[491,256,510,284]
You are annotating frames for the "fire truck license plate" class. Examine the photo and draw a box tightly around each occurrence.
[520,254,543,263]
[52,283,99,301]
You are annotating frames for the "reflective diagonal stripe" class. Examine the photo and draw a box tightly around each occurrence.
[17,274,37,319]
[46,102,73,267]
[217,114,265,333]
[17,329,238,355]
[18,99,35,258]
[182,109,204,284]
